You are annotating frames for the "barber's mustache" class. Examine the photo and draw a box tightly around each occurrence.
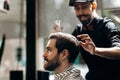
[77,14,90,18]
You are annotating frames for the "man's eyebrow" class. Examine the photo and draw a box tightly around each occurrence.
[46,47,51,50]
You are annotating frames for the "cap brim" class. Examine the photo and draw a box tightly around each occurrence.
[69,0,86,6]
[76,0,94,2]
[75,0,87,2]
[69,0,94,6]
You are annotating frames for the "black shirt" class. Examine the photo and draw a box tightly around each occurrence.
[72,17,120,80]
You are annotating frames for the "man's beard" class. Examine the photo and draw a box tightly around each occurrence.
[44,55,60,71]
[77,14,91,26]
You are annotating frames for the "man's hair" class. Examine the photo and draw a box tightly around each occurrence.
[48,32,80,63]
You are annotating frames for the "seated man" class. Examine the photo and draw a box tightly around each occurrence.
[43,32,84,80]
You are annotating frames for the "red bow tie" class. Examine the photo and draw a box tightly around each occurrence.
[82,26,94,31]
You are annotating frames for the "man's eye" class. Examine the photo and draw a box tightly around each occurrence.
[81,5,88,9]
[75,7,80,10]
[46,49,51,53]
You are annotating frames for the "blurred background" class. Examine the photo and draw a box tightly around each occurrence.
[0,0,120,80]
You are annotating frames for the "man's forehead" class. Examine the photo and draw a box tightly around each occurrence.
[46,39,56,47]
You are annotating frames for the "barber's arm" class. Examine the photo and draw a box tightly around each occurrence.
[95,47,120,59]
[77,34,120,59]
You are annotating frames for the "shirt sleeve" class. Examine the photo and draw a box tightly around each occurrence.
[105,21,120,47]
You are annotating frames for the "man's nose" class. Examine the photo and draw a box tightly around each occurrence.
[43,52,47,58]
[76,8,83,15]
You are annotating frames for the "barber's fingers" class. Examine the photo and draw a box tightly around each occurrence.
[77,34,90,39]
[77,34,92,42]
[77,34,88,37]
[55,20,61,26]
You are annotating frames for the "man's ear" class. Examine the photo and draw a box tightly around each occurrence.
[60,49,69,60]
[92,2,97,10]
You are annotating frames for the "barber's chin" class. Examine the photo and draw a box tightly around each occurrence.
[80,21,87,25]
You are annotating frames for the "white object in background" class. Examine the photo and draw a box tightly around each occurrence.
[0,0,10,13]
[103,0,120,9]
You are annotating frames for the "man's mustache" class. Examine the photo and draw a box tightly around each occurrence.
[77,14,90,18]
[44,58,49,62]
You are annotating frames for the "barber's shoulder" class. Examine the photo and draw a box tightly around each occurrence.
[102,17,113,23]
[98,17,114,28]
[102,17,119,30]
[72,24,82,36]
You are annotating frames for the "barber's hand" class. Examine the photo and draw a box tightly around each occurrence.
[77,34,96,55]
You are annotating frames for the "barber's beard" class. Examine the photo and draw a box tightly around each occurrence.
[77,14,91,26]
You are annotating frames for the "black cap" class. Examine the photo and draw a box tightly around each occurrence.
[69,0,95,6]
